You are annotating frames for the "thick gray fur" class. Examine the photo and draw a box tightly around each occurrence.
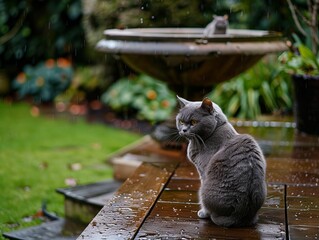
[176,96,267,227]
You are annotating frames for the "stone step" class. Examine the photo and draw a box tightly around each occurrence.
[56,179,122,224]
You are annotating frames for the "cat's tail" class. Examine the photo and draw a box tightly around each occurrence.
[210,211,258,228]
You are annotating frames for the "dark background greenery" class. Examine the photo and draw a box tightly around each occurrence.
[0,0,311,101]
[0,0,307,70]
[0,0,86,74]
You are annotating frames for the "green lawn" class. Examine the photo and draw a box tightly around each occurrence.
[0,101,141,237]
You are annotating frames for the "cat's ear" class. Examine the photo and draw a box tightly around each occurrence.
[201,97,214,113]
[176,95,190,108]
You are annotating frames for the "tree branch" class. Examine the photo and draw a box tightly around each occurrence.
[310,0,319,53]
[0,11,27,45]
[287,0,307,36]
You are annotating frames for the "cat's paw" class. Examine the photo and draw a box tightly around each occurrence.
[198,209,209,219]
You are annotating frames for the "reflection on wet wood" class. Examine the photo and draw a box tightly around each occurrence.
[287,185,319,239]
[136,216,285,239]
[289,226,319,240]
[172,164,200,179]
[267,157,319,185]
[288,209,319,226]
[159,190,198,203]
[136,184,286,239]
[165,178,201,191]
[136,218,281,239]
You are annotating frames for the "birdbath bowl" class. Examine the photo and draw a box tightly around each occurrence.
[96,28,287,98]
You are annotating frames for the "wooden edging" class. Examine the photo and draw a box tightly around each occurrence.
[77,160,179,240]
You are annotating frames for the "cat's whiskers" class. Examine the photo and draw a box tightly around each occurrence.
[163,128,184,145]
[169,134,183,144]
[188,133,207,149]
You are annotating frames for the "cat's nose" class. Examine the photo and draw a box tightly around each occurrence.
[183,129,187,132]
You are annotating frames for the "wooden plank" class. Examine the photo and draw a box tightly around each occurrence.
[165,178,201,191]
[287,185,319,239]
[289,226,319,240]
[135,216,286,239]
[172,162,200,179]
[287,185,319,197]
[148,201,200,219]
[264,145,319,159]
[235,125,319,160]
[287,196,319,210]
[266,157,319,185]
[136,203,286,239]
[287,209,319,226]
[136,182,286,239]
[77,161,179,240]
[159,190,198,204]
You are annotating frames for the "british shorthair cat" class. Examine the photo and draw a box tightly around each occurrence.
[176,96,266,227]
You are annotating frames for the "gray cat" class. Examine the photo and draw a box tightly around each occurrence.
[203,15,228,36]
[176,96,267,227]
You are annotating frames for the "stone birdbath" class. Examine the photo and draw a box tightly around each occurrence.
[96,27,287,99]
[96,27,287,144]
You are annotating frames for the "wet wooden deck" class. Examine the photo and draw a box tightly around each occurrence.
[78,123,319,239]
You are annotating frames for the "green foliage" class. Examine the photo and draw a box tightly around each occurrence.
[229,0,295,33]
[56,65,108,104]
[73,66,107,92]
[12,58,73,102]
[101,75,176,123]
[85,0,296,37]
[0,101,140,235]
[208,59,292,119]
[82,0,300,89]
[83,0,217,48]
[279,44,319,76]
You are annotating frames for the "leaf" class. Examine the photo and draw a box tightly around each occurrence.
[292,33,303,46]
[277,80,292,108]
[132,96,146,109]
[247,89,260,119]
[299,44,316,60]
[298,44,319,71]
[227,95,240,116]
[261,81,277,110]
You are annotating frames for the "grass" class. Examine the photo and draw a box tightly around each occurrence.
[0,101,141,238]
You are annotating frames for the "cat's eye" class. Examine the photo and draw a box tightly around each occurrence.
[179,119,184,125]
[190,119,198,126]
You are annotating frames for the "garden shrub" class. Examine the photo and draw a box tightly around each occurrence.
[208,57,292,119]
[101,74,176,123]
[0,0,85,75]
[12,58,73,103]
